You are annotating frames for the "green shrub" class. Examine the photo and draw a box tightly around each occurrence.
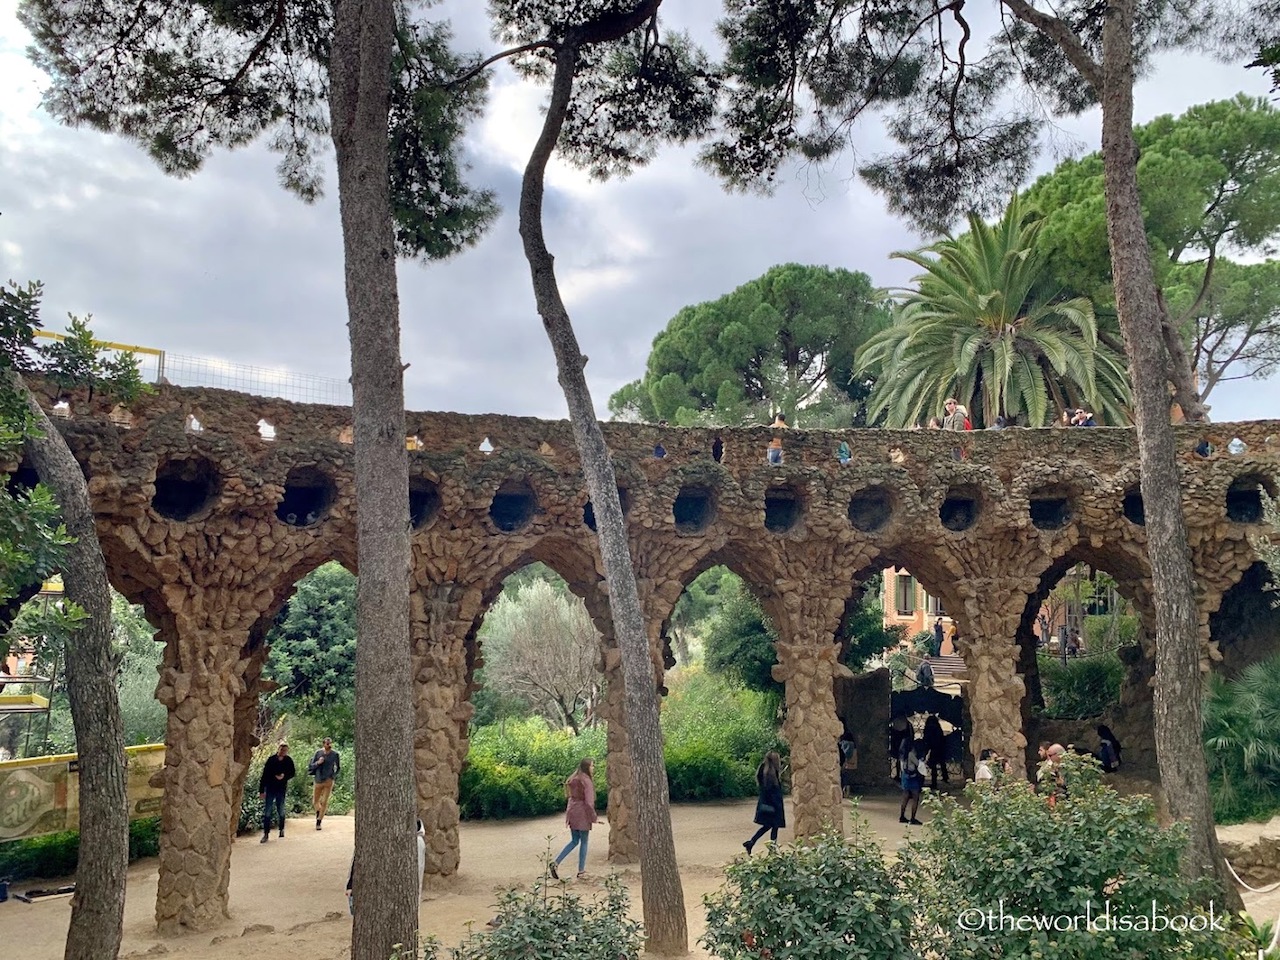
[461,671,782,816]
[468,717,606,780]
[0,817,161,882]
[1205,652,1280,824]
[1083,613,1139,653]
[1039,651,1125,718]
[896,755,1251,959]
[702,825,914,960]
[458,756,566,820]
[660,669,783,773]
[451,874,641,960]
[665,741,755,802]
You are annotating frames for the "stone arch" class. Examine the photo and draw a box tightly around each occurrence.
[407,537,609,873]
[1208,562,1280,677]
[650,540,789,643]
[1016,540,1155,773]
[18,378,1280,927]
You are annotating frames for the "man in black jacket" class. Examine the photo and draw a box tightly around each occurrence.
[259,740,296,842]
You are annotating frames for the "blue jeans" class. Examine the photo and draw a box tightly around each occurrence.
[555,829,590,873]
[263,791,286,833]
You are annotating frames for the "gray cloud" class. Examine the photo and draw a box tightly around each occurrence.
[1,7,1276,425]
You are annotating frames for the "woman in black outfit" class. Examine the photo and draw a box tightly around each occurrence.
[743,750,785,854]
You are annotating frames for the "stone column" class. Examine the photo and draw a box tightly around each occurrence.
[228,638,272,843]
[955,583,1028,779]
[599,645,637,862]
[411,581,476,878]
[153,630,251,934]
[773,641,851,838]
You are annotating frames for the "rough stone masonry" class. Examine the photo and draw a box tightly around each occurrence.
[14,379,1280,933]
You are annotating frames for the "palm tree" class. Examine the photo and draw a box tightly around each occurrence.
[857,198,1131,428]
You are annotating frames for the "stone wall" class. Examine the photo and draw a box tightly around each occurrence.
[833,668,892,791]
[15,379,1280,931]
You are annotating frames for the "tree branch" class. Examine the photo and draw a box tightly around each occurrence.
[223,0,287,96]
[1174,243,1217,328]
[572,0,664,45]
[449,39,559,89]
[999,0,1104,91]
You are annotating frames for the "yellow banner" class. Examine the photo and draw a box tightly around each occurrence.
[0,744,164,842]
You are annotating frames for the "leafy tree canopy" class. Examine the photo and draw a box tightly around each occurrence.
[609,264,889,427]
[841,576,905,672]
[857,198,1132,427]
[264,561,356,704]
[0,280,146,607]
[702,578,779,697]
[19,0,498,262]
[1023,95,1280,400]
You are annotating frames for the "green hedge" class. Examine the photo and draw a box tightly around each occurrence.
[459,670,782,818]
[0,817,160,883]
[1039,651,1125,719]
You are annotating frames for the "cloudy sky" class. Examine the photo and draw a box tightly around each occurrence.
[0,2,1275,423]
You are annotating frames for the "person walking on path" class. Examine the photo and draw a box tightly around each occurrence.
[259,740,295,842]
[549,758,598,880]
[743,751,786,854]
[932,617,944,657]
[307,737,341,830]
[898,738,926,825]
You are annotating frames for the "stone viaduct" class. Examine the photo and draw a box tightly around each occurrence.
[17,381,1280,933]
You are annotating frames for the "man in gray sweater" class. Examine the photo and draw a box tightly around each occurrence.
[307,737,341,830]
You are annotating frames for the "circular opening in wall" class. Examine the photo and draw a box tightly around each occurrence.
[277,466,335,527]
[764,485,803,533]
[673,485,715,534]
[490,480,537,532]
[1029,491,1073,530]
[6,460,40,496]
[939,485,981,532]
[1122,490,1145,525]
[583,487,630,532]
[409,478,441,530]
[152,456,222,521]
[1226,476,1267,523]
[848,486,893,533]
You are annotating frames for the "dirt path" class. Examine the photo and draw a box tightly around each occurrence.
[2,794,1277,959]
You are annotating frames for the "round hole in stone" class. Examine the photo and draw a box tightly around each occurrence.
[939,485,981,532]
[409,478,441,530]
[673,485,715,534]
[764,485,803,533]
[490,480,537,532]
[1122,490,1145,525]
[583,488,630,532]
[1226,476,1266,523]
[153,456,222,521]
[277,466,335,527]
[848,486,893,533]
[1029,492,1073,530]
[6,460,40,496]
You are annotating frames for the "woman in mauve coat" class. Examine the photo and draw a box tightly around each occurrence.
[549,758,598,880]
[742,751,785,854]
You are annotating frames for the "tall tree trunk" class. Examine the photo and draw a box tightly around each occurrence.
[1098,0,1240,910]
[11,373,128,960]
[519,44,688,954]
[329,2,419,957]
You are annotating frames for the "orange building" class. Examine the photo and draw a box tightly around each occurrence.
[881,566,956,654]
